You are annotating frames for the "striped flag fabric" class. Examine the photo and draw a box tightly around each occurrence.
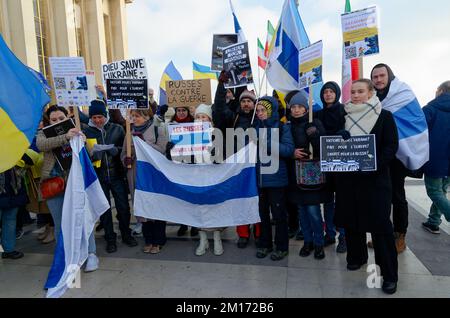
[44,136,109,298]
[159,61,183,105]
[257,38,267,69]
[229,0,246,42]
[380,78,429,170]
[264,20,276,58]
[133,137,260,228]
[0,35,50,172]
[193,61,218,81]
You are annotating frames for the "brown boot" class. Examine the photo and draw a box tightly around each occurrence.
[395,232,406,254]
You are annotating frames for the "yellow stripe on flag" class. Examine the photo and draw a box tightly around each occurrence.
[193,70,217,81]
[0,108,30,172]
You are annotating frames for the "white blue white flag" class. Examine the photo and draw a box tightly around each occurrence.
[133,137,260,228]
[381,78,429,170]
[44,136,109,298]
[229,0,246,42]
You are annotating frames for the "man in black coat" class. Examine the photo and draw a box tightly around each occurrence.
[83,100,138,253]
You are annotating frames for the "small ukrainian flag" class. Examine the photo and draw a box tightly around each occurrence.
[0,35,50,172]
[193,62,218,81]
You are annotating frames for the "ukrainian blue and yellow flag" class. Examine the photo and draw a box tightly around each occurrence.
[159,61,183,105]
[193,62,218,81]
[0,35,50,173]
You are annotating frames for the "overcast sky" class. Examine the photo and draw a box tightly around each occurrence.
[127,0,450,106]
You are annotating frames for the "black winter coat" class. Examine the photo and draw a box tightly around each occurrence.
[334,109,399,233]
[83,121,126,182]
[287,116,333,205]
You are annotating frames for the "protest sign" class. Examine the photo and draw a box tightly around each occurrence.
[222,42,253,89]
[49,57,89,107]
[102,58,149,109]
[299,40,323,89]
[168,122,212,157]
[211,34,238,71]
[42,118,75,171]
[106,79,148,109]
[341,6,379,60]
[320,135,377,172]
[166,79,212,108]
[102,58,147,81]
[86,71,98,103]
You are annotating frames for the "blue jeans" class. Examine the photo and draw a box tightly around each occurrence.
[46,194,65,242]
[425,176,450,226]
[0,207,19,253]
[323,200,345,240]
[298,205,324,247]
[46,194,96,254]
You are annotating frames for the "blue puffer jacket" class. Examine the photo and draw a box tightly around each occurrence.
[423,93,450,178]
[254,96,295,188]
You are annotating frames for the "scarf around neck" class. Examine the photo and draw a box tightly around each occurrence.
[345,95,382,136]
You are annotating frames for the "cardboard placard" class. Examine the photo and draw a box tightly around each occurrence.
[320,135,377,172]
[106,79,148,109]
[49,57,89,107]
[341,6,379,60]
[211,34,239,71]
[222,42,253,88]
[102,58,148,81]
[166,79,212,108]
[299,40,323,89]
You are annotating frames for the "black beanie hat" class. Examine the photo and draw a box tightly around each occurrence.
[89,99,108,118]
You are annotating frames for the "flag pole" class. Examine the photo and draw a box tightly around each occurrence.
[126,110,132,169]
[308,83,314,159]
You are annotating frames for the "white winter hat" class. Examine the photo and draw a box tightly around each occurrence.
[195,104,212,121]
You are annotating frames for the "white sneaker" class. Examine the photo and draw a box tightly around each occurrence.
[84,253,99,273]
[131,223,142,236]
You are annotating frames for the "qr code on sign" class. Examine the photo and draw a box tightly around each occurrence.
[345,46,357,59]
[54,77,66,89]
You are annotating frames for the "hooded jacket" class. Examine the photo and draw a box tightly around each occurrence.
[423,93,450,177]
[254,96,295,188]
[315,81,347,135]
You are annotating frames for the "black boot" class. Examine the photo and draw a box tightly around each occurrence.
[177,225,188,237]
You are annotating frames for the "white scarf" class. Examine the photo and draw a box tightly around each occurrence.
[345,95,382,135]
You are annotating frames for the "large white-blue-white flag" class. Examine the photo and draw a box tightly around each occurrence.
[133,137,260,228]
[380,78,429,170]
[267,0,322,110]
[229,0,246,42]
[44,136,109,298]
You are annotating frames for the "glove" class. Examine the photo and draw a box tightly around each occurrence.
[106,146,119,157]
[336,129,351,141]
[305,123,319,137]
[21,153,34,166]
[132,131,144,140]
[218,70,230,83]
[124,156,133,167]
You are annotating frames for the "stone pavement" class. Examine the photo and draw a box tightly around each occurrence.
[1,178,449,298]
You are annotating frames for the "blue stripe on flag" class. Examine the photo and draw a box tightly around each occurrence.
[79,147,97,189]
[277,30,299,81]
[392,98,428,140]
[136,162,258,205]
[170,132,211,146]
[44,232,66,289]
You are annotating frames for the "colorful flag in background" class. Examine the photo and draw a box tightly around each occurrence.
[193,61,218,81]
[257,38,267,69]
[0,35,50,173]
[159,61,183,105]
[229,0,246,42]
[264,20,276,59]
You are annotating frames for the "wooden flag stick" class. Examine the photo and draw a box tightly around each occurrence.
[72,106,81,130]
[126,109,132,169]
